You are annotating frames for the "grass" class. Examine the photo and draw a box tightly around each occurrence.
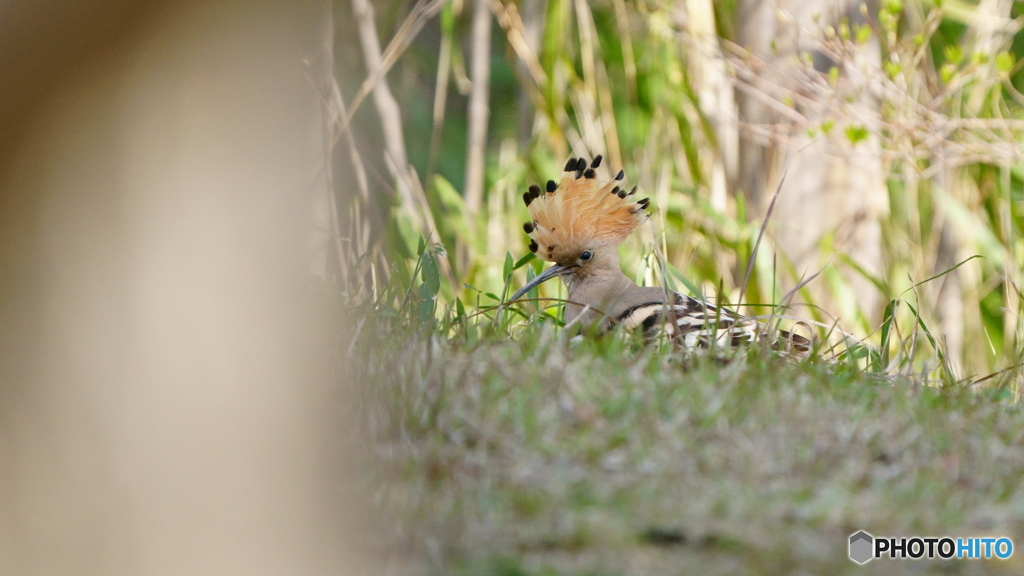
[352,309,1024,575]
[332,0,1024,573]
[337,0,1024,382]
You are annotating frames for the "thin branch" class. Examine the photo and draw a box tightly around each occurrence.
[352,0,439,241]
[342,0,444,129]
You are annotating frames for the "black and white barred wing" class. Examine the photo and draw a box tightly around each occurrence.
[614,293,811,353]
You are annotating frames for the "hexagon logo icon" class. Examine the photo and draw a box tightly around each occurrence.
[849,531,874,564]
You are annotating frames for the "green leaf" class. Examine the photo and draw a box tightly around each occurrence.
[940,63,957,84]
[837,252,887,293]
[996,51,1015,74]
[944,46,962,65]
[416,281,436,325]
[503,252,514,280]
[513,253,536,270]
[417,281,432,300]
[524,266,539,301]
[666,262,703,298]
[634,255,648,286]
[845,343,871,361]
[432,175,472,242]
[879,9,896,31]
[883,61,901,79]
[855,24,871,44]
[417,297,434,325]
[905,302,944,365]
[417,236,426,257]
[422,253,440,296]
[879,299,898,369]
[904,255,984,295]
[845,125,869,145]
[391,210,419,260]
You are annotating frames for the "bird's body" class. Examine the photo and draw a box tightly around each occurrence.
[561,253,807,353]
[510,156,810,355]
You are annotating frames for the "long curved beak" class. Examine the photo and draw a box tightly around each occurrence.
[507,264,574,303]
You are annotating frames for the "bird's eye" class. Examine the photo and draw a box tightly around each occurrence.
[580,250,593,261]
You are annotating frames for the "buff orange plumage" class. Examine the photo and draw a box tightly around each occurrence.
[522,155,649,264]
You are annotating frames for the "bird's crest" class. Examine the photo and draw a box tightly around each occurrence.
[521,155,650,262]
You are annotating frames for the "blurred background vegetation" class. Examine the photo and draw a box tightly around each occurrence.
[330,0,1024,381]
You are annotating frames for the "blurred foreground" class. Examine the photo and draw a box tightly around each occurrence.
[0,1,375,574]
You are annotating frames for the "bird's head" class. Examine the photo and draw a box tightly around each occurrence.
[509,156,650,303]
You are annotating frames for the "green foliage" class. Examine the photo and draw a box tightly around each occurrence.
[843,124,870,145]
[343,0,1024,394]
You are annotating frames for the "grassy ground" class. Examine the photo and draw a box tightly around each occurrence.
[336,2,1024,571]
[353,315,1024,575]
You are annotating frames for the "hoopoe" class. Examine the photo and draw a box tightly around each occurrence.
[508,155,811,354]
